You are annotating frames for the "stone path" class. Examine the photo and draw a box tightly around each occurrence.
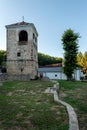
[45,81,79,130]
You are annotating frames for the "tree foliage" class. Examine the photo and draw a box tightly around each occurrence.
[77,52,83,67]
[77,51,87,74]
[0,50,6,65]
[61,29,79,80]
[38,52,62,66]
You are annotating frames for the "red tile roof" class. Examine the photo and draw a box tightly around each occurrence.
[39,63,62,68]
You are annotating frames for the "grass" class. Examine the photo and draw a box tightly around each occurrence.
[58,80,87,130]
[0,81,68,130]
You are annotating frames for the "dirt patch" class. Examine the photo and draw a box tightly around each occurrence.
[7,92,13,96]
[60,92,67,98]
[16,112,23,119]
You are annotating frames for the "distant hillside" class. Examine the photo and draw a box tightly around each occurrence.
[0,50,63,66]
[38,52,62,66]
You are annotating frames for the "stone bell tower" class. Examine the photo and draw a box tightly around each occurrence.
[6,21,38,79]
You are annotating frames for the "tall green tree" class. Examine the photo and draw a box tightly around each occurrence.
[61,29,80,80]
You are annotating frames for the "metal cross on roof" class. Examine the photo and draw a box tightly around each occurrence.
[22,16,24,22]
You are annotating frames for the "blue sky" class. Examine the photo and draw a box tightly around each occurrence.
[0,0,87,57]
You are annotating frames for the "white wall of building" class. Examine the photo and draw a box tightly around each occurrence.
[43,72,61,79]
[42,69,83,80]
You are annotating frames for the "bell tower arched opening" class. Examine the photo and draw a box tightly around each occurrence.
[19,30,28,42]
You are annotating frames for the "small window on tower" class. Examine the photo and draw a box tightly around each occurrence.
[19,30,28,42]
[35,37,37,42]
[17,52,21,57]
[33,33,35,39]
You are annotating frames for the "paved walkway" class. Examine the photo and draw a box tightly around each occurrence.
[45,80,79,130]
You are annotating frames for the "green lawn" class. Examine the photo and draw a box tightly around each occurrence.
[58,80,87,130]
[0,81,68,130]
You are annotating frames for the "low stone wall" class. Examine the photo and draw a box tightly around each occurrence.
[0,74,30,81]
[0,74,8,81]
[45,80,79,130]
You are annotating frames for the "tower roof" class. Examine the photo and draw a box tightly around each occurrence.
[5,21,38,36]
[6,21,29,26]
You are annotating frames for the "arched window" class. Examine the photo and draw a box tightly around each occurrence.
[19,30,28,42]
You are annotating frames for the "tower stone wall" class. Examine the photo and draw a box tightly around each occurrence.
[6,21,38,79]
